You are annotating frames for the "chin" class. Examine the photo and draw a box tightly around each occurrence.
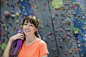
[25,32,32,36]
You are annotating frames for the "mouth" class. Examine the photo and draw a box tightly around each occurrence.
[25,30,30,32]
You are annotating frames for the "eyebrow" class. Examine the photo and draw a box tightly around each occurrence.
[24,22,33,25]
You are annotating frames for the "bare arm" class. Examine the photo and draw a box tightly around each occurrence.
[42,54,48,57]
[2,39,13,57]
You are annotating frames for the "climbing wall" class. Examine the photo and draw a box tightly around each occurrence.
[1,0,86,57]
[72,2,86,57]
[0,0,1,56]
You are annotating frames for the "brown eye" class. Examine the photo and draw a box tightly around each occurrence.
[30,25,33,26]
[24,24,27,25]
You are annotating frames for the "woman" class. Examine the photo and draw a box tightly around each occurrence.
[2,15,49,57]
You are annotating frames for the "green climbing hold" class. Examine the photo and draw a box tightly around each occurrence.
[52,0,63,8]
[1,43,7,51]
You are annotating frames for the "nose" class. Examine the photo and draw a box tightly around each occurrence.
[26,25,29,29]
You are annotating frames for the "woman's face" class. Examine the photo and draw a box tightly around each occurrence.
[23,20,38,36]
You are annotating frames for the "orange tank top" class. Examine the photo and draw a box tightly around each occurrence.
[18,38,49,57]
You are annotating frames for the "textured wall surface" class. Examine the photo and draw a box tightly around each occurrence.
[1,0,86,57]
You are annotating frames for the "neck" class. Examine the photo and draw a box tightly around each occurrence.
[25,34,37,43]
